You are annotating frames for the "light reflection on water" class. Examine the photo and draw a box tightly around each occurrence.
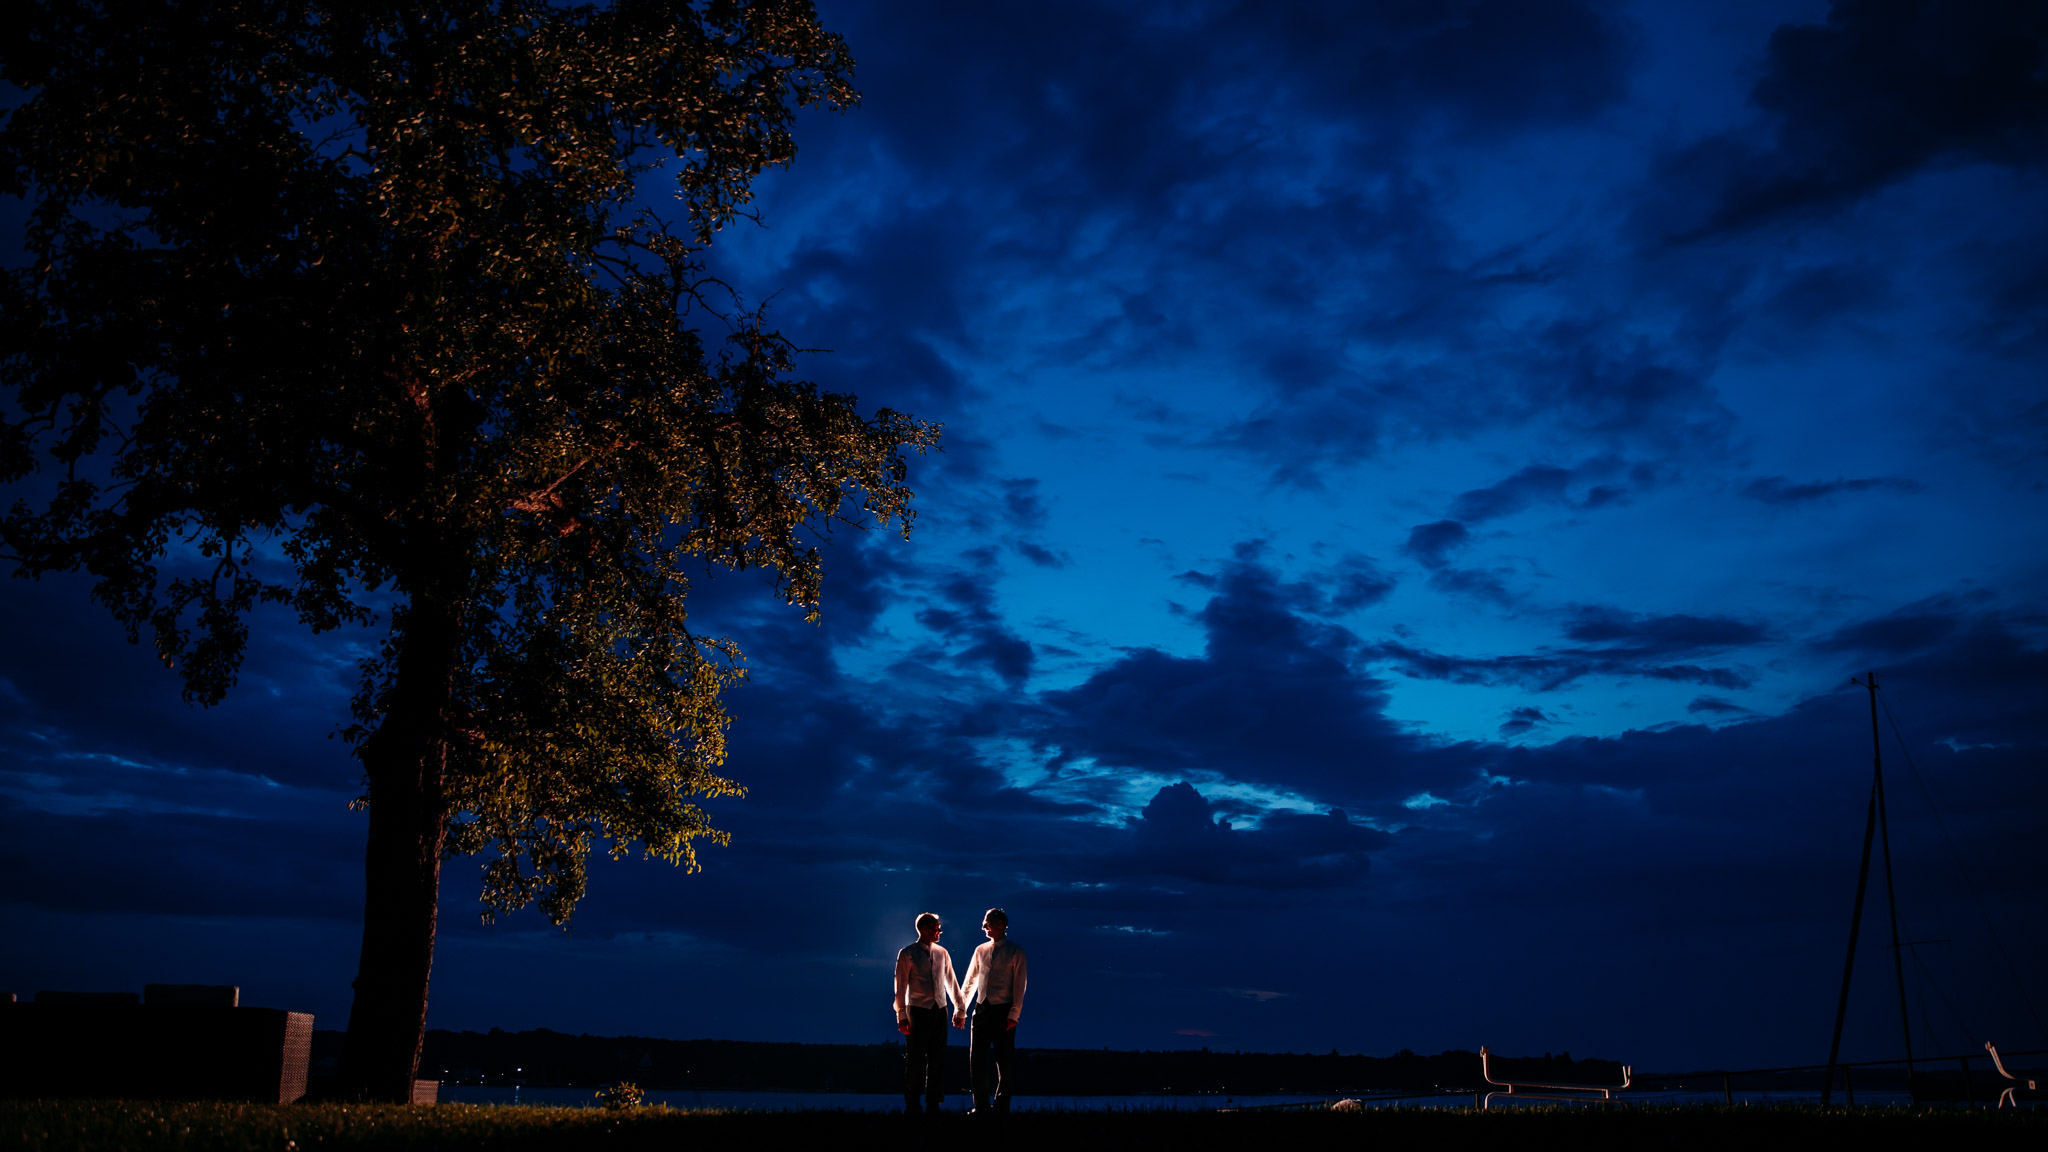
[439,1085,1918,1112]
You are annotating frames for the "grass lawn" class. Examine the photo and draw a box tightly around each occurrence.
[4,1099,2042,1151]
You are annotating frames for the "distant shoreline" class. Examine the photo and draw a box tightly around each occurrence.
[312,1029,1629,1095]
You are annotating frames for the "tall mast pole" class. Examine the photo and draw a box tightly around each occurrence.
[1868,672,1918,1087]
[1822,729,1881,1107]
[1824,672,1918,1107]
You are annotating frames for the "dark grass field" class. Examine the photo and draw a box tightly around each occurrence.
[5,1100,2044,1151]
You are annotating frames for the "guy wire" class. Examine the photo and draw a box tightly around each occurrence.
[1879,693,2047,1040]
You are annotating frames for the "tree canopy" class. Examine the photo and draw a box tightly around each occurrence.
[0,0,932,1099]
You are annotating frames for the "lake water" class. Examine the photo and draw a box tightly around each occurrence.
[442,1086,1339,1111]
[439,1085,1921,1111]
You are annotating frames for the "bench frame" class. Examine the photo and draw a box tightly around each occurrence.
[1987,1042,2036,1109]
[1479,1046,1632,1109]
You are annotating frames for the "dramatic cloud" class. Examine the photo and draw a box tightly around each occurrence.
[1102,781,1391,890]
[1643,0,2048,239]
[1034,547,1447,803]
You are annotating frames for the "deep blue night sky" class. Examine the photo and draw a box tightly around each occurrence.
[4,0,2046,1073]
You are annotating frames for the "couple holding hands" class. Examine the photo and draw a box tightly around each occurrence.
[892,908,1029,1115]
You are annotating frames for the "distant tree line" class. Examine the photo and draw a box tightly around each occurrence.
[312,1029,1628,1095]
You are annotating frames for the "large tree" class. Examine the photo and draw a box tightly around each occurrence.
[0,0,931,1100]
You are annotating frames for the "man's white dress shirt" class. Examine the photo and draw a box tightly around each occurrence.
[893,941,962,1022]
[962,937,1028,1024]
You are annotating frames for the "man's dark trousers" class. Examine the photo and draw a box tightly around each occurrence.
[903,1005,948,1113]
[969,1003,1015,1113]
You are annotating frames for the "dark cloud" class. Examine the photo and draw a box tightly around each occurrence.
[1534,328,1736,447]
[1016,586,2043,1058]
[1580,483,1628,510]
[1642,0,2048,239]
[1209,321,1734,486]
[1404,520,1472,569]
[1975,231,2048,351]
[679,526,915,648]
[1385,642,1747,691]
[1451,465,1576,522]
[912,550,1035,687]
[1000,478,1048,529]
[1033,546,1457,803]
[1104,781,1391,890]
[1427,565,1519,606]
[750,220,978,422]
[1687,696,1752,715]
[1326,554,1397,613]
[1219,0,1639,136]
[727,2,1660,493]
[1362,639,1753,693]
[1262,550,1397,617]
[1500,706,1550,736]
[1210,388,1393,486]
[1015,541,1066,569]
[1744,475,1925,504]
[1758,263,1893,332]
[0,800,360,920]
[0,573,368,795]
[1631,663,1754,689]
[1810,593,1984,658]
[837,0,1640,212]
[1447,457,1646,523]
[1562,606,1772,659]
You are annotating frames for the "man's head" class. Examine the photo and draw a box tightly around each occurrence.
[982,908,1008,941]
[915,912,942,944]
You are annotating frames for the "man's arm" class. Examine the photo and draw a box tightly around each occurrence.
[892,951,912,1030]
[959,946,983,1009]
[940,949,966,1026]
[1008,948,1028,1027]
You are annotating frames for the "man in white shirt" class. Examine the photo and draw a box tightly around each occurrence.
[893,912,965,1114]
[959,907,1028,1113]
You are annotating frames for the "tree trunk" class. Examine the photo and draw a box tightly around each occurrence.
[335,597,460,1102]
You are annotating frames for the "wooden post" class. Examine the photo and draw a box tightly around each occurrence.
[1722,1073,1733,1106]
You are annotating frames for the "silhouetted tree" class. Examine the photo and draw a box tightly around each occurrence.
[0,0,931,1101]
